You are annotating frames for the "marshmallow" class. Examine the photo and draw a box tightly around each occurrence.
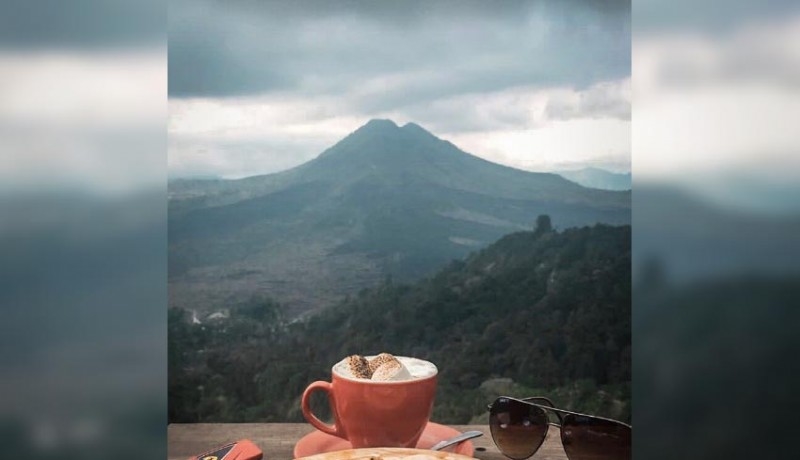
[346,355,372,379]
[371,359,413,381]
[368,353,397,374]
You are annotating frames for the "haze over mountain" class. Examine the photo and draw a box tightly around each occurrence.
[169,119,630,316]
[556,167,632,191]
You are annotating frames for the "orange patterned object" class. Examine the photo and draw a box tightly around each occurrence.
[188,439,263,460]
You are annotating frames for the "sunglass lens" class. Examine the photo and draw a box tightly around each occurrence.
[561,414,631,460]
[489,398,549,460]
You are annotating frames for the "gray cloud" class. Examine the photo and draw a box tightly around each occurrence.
[635,0,799,34]
[169,134,335,178]
[169,0,631,105]
[545,81,631,121]
[0,0,163,49]
[396,91,538,134]
[169,0,632,177]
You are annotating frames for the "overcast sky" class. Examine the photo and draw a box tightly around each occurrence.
[168,0,632,179]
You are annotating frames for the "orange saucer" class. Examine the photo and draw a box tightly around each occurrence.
[294,422,475,458]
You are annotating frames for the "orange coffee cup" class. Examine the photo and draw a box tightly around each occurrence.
[301,356,438,448]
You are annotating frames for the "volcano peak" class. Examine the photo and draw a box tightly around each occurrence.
[361,118,399,130]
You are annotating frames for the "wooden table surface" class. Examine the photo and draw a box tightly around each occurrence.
[168,424,567,460]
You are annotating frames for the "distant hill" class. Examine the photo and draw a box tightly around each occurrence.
[169,119,630,316]
[168,222,631,424]
[556,167,631,191]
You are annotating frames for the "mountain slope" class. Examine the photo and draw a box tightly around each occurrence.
[168,223,631,424]
[169,119,630,315]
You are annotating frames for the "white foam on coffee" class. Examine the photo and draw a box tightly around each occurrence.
[333,356,437,382]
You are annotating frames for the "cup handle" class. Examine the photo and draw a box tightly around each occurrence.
[301,381,344,439]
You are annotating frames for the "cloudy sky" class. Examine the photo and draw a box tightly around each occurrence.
[168,0,631,179]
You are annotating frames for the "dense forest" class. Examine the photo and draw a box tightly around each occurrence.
[169,219,631,424]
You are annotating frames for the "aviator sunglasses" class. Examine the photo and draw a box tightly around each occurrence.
[488,396,631,460]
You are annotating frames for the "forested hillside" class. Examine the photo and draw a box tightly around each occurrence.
[169,221,631,424]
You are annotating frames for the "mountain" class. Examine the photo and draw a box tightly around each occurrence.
[169,119,630,316]
[168,223,631,424]
[556,167,631,191]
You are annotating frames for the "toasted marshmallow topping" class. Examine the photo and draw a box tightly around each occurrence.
[371,359,413,381]
[336,353,434,381]
[368,353,397,374]
[346,354,372,379]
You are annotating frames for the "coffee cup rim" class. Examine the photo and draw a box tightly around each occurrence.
[331,355,438,384]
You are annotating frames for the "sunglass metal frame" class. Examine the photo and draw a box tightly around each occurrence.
[487,396,631,459]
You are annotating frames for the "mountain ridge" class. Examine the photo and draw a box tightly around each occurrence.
[171,119,622,206]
